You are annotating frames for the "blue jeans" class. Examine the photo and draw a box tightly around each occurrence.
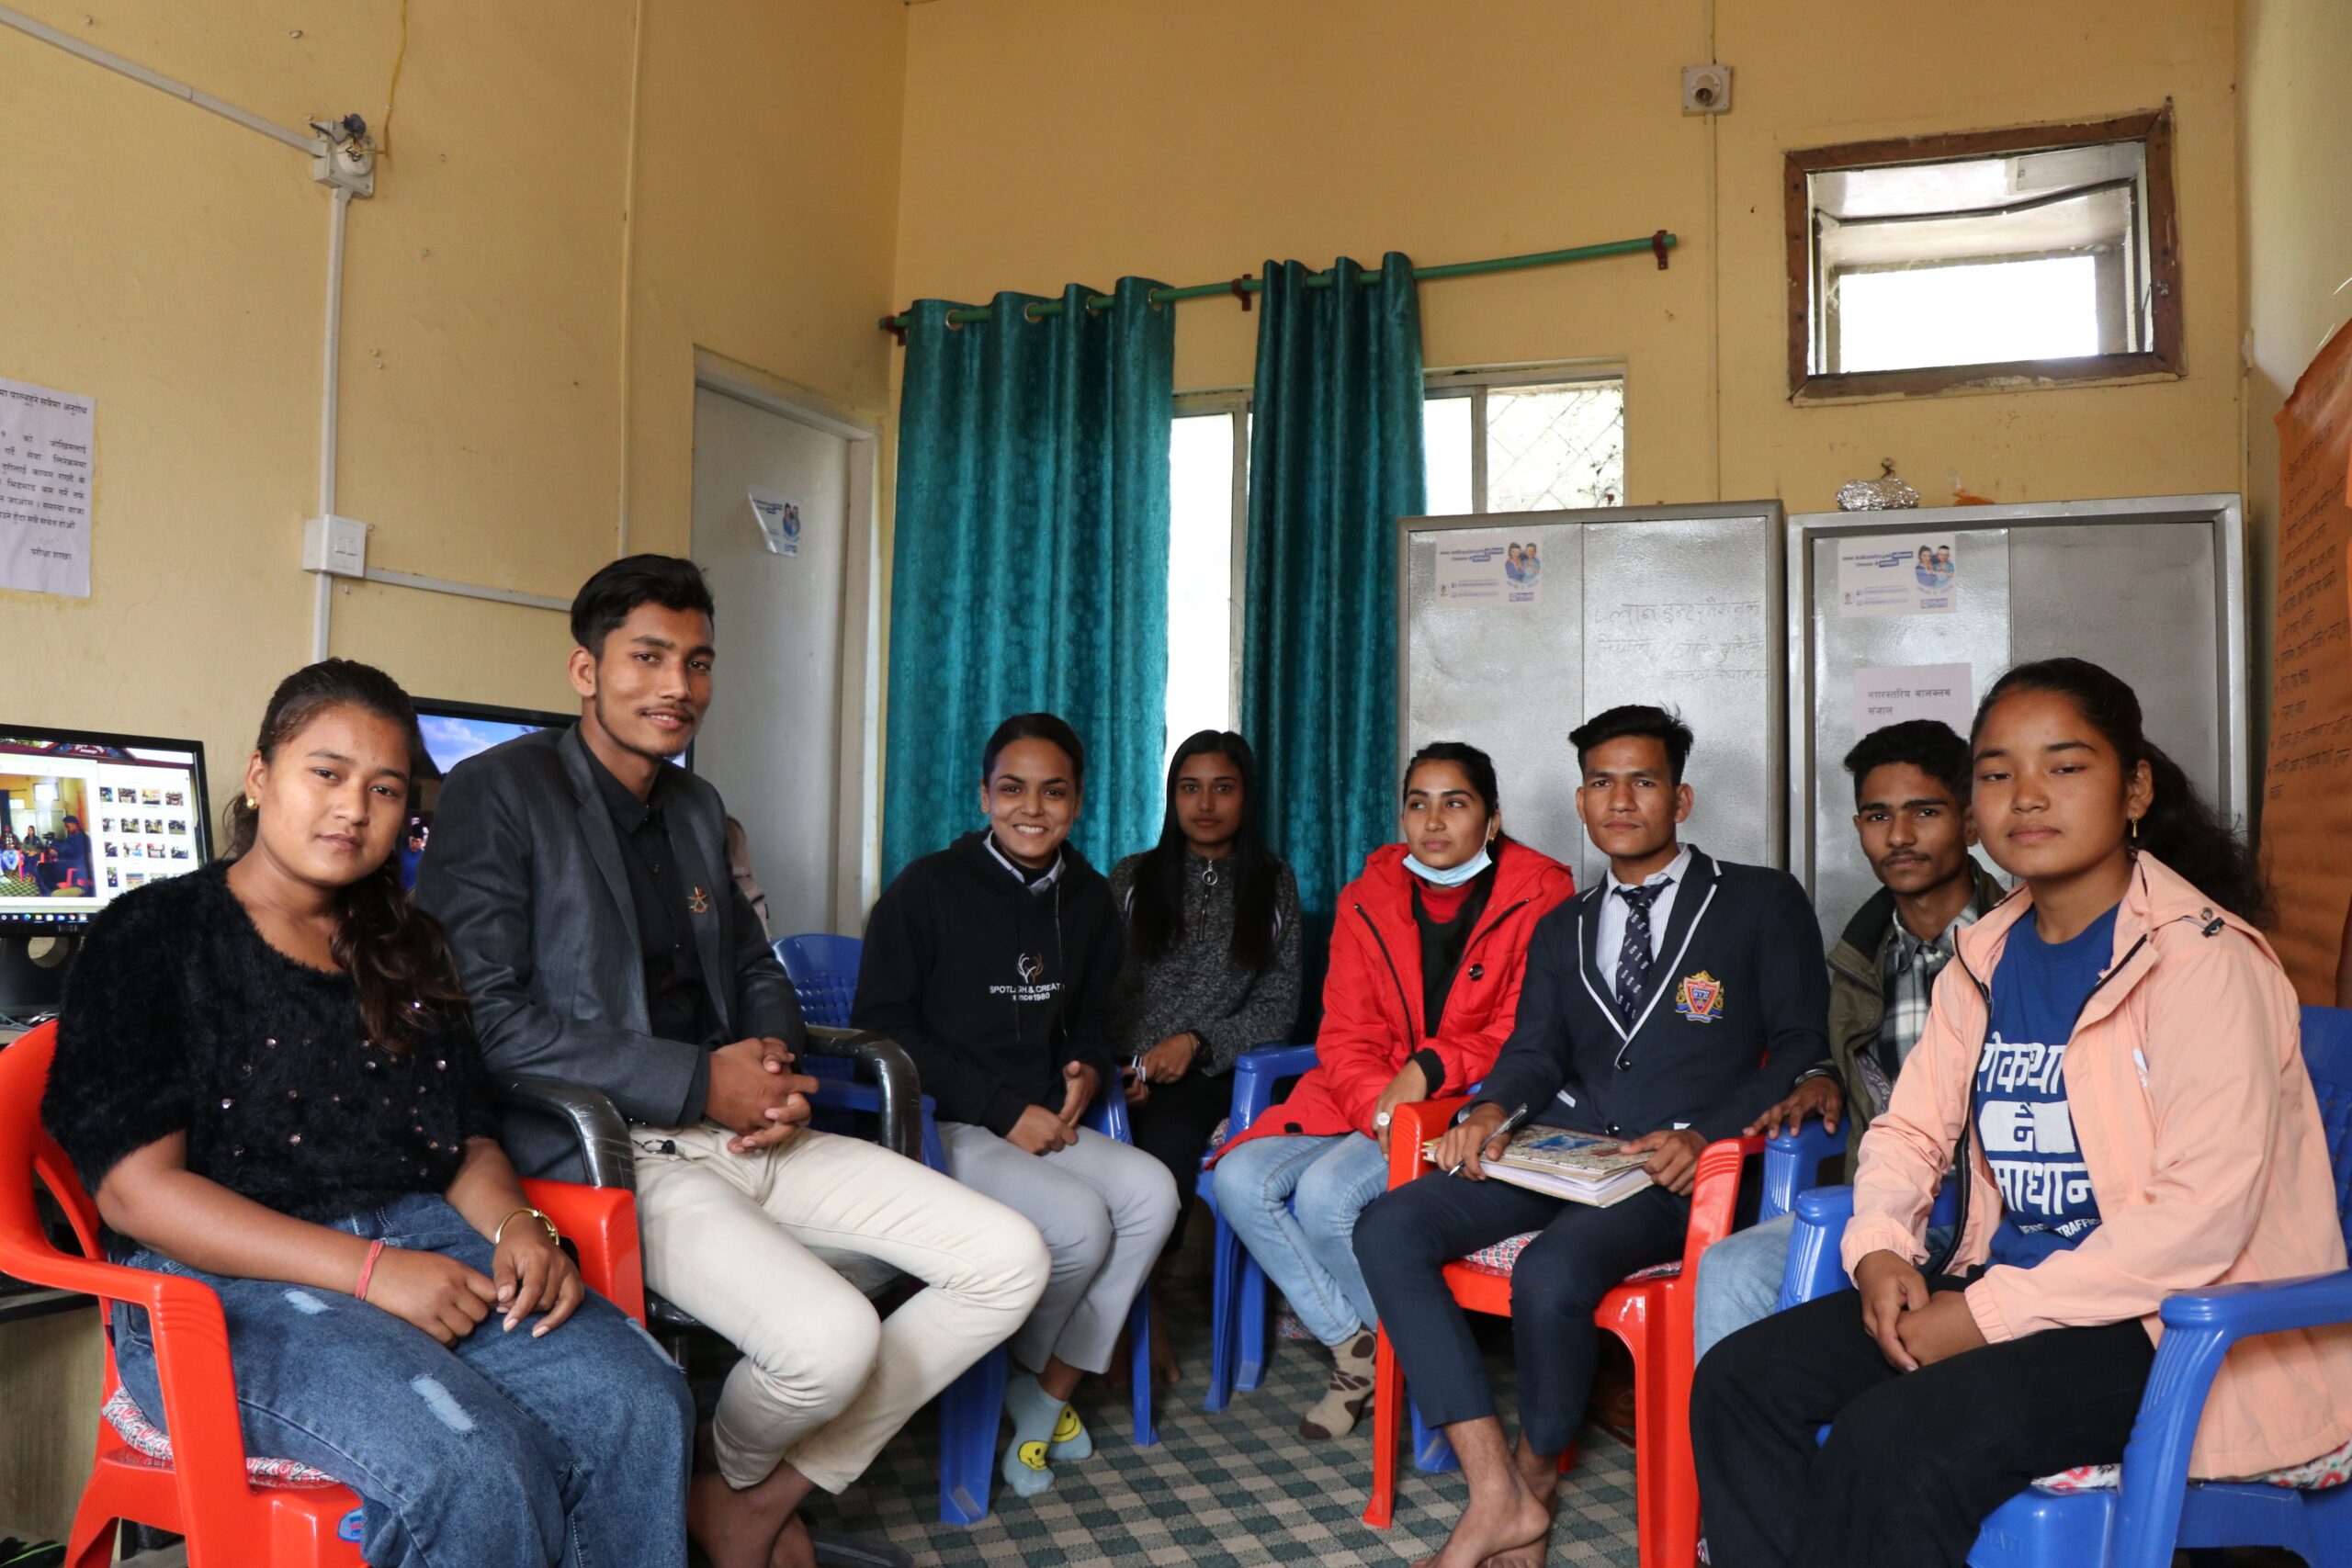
[1692,1213,1955,1363]
[112,1193,693,1568]
[1209,1132,1388,1347]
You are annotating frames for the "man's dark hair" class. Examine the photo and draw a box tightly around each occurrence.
[983,712,1086,793]
[1568,705,1694,786]
[570,554,716,657]
[1841,719,1971,808]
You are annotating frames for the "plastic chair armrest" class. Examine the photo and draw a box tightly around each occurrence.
[2155,1269,2352,1337]
[1777,1185,1858,1308]
[1682,1135,1764,1269]
[2102,1269,2352,1568]
[1385,1096,1470,1189]
[1760,1119,1846,1224]
[522,1179,645,1323]
[494,1075,636,1191]
[0,1246,260,1515]
[1228,1042,1319,1137]
[802,1026,923,1164]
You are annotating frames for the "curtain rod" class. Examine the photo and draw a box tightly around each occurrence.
[878,230,1677,338]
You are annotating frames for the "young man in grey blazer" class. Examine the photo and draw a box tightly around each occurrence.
[417,556,1047,1568]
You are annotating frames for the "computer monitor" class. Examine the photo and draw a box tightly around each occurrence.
[0,726,209,1020]
[405,698,575,890]
[0,726,210,935]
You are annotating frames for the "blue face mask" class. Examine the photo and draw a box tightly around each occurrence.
[1404,842,1493,887]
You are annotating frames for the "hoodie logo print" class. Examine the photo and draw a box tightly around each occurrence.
[1017,953,1045,984]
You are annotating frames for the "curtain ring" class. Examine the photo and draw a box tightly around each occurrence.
[1022,301,1046,325]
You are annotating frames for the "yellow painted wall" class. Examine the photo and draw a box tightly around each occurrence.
[894,0,2243,515]
[0,0,907,828]
[2238,0,2352,777]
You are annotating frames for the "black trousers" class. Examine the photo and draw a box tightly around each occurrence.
[1353,1168,1689,1455]
[1125,1066,1231,1254]
[1690,1274,2156,1568]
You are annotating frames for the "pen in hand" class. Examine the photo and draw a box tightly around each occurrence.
[1447,1101,1533,1177]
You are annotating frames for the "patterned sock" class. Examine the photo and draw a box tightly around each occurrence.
[1046,1393,1092,1462]
[1299,1328,1377,1439]
[1001,1372,1062,1497]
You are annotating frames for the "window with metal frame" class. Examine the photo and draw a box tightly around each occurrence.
[1163,367,1627,755]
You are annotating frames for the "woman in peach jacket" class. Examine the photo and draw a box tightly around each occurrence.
[1692,657,2352,1568]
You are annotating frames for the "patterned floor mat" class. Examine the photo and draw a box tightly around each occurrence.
[809,1307,1640,1566]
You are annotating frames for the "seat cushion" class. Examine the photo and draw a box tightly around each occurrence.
[103,1387,341,1488]
[2031,1429,2352,1494]
[1453,1229,1679,1283]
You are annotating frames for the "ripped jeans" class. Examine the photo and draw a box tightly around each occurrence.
[110,1192,693,1568]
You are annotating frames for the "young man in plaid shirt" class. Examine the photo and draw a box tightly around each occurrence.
[1690,720,2009,1359]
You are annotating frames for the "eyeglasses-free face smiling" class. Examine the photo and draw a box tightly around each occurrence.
[981,737,1080,871]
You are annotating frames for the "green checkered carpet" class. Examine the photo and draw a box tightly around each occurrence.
[808,1309,1641,1566]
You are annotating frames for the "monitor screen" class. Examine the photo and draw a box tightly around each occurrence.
[405,699,574,890]
[0,727,210,932]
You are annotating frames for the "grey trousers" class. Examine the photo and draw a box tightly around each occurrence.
[938,1121,1180,1376]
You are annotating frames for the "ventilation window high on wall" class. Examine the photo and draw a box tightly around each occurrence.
[1787,107,2180,400]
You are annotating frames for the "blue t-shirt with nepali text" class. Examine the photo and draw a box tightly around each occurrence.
[1975,902,2120,1269]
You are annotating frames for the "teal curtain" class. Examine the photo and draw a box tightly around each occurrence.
[1239,254,1426,921]
[883,278,1175,885]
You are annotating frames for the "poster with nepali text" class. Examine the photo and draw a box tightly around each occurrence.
[2262,319,2352,1004]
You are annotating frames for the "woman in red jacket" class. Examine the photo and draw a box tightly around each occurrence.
[1209,742,1574,1438]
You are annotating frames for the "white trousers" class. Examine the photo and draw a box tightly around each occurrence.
[631,1123,1049,1492]
[936,1122,1180,1377]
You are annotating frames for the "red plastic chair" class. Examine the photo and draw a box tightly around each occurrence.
[1363,1093,1760,1568]
[0,1021,649,1568]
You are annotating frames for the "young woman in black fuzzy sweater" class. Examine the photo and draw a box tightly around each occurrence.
[40,660,691,1568]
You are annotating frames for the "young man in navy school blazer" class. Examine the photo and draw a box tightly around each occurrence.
[1353,705,1831,1568]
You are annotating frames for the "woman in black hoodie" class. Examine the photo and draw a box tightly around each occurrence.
[853,713,1180,1502]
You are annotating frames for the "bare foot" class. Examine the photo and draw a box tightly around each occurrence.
[1511,1436,1563,1516]
[687,1459,815,1568]
[766,1511,816,1568]
[1411,1485,1551,1568]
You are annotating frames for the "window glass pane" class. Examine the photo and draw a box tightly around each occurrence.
[1485,381,1625,512]
[1166,412,1236,758]
[1835,256,2099,374]
[1423,395,1472,514]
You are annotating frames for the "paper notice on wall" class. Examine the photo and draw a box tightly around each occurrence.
[2262,319,2352,1004]
[748,490,800,557]
[1835,533,1959,617]
[0,377,95,598]
[1432,530,1543,606]
[1852,663,1973,739]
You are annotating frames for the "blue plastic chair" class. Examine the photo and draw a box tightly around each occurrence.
[1775,1004,2352,1568]
[933,1089,1156,1524]
[768,931,1154,1524]
[774,932,862,1028]
[1199,1041,1319,1412]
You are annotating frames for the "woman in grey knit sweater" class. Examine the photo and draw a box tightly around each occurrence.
[1109,729,1302,1381]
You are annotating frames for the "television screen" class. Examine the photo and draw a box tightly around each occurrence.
[404,700,574,889]
[0,728,209,932]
